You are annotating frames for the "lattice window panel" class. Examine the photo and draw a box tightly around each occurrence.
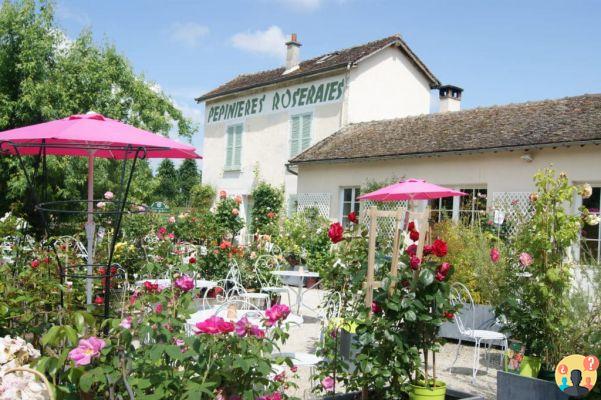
[296,193,331,218]
[360,200,408,239]
[490,192,534,236]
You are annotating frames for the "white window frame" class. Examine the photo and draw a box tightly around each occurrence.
[224,123,243,171]
[339,187,361,226]
[575,183,601,262]
[289,112,313,158]
[455,186,488,224]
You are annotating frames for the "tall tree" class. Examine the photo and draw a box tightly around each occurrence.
[155,159,178,204]
[176,158,199,205]
[0,0,196,217]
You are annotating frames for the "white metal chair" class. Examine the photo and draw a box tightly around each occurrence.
[449,282,508,383]
[226,260,270,308]
[254,255,291,307]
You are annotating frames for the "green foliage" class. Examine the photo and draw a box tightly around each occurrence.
[0,0,195,220]
[155,159,178,205]
[496,169,581,368]
[189,183,216,212]
[214,196,244,239]
[432,220,505,305]
[251,181,284,236]
[176,159,200,206]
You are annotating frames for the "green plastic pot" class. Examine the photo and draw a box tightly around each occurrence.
[518,356,542,377]
[408,380,446,400]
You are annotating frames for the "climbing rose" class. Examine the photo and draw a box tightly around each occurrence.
[409,256,421,270]
[490,248,500,263]
[321,376,335,391]
[328,222,344,244]
[175,275,194,292]
[423,244,434,255]
[519,252,533,267]
[68,337,106,366]
[405,244,417,257]
[432,239,448,257]
[195,316,235,335]
[348,212,358,224]
[409,230,420,242]
[104,191,114,200]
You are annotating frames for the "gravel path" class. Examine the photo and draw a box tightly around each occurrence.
[279,289,499,400]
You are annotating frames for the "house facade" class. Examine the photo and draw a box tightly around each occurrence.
[290,93,601,260]
[196,34,440,224]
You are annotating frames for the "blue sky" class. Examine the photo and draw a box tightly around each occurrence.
[55,0,601,159]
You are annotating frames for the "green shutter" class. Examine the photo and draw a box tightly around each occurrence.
[301,114,312,151]
[225,126,234,167]
[233,124,243,167]
[290,116,300,157]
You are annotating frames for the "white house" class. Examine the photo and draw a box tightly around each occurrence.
[195,34,440,223]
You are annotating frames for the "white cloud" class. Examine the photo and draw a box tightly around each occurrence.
[169,22,209,47]
[275,0,322,11]
[231,26,287,59]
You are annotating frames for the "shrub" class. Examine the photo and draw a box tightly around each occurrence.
[189,183,216,212]
[251,182,284,236]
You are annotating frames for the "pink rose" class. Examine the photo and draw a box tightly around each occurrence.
[195,316,235,335]
[519,252,533,267]
[264,304,290,326]
[348,212,358,224]
[174,275,194,292]
[232,208,239,216]
[119,316,132,329]
[321,376,335,391]
[155,303,163,314]
[328,222,344,244]
[490,248,500,263]
[438,262,452,275]
[409,256,421,270]
[96,201,106,209]
[168,216,176,224]
[234,195,242,204]
[371,302,382,314]
[68,337,106,366]
[104,191,114,200]
[219,190,227,199]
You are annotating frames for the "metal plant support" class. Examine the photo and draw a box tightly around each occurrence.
[0,140,148,319]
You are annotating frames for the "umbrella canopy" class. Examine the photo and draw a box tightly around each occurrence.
[358,178,467,202]
[0,112,201,159]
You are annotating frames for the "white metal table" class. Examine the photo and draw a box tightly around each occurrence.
[271,270,320,315]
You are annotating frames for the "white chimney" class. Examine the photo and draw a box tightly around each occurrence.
[439,85,463,113]
[285,33,301,72]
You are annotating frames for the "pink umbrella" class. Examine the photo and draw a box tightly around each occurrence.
[0,112,201,304]
[358,178,467,202]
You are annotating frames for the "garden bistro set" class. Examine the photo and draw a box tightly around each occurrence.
[0,113,599,400]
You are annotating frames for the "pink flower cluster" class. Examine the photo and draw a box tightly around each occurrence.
[68,336,106,366]
[256,393,282,400]
[235,316,265,338]
[194,316,235,335]
[174,275,194,292]
[519,252,533,267]
[264,304,290,327]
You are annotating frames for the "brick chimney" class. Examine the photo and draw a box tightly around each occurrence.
[439,85,463,113]
[285,33,301,71]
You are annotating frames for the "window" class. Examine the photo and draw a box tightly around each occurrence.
[458,188,488,225]
[340,187,361,227]
[290,113,312,157]
[430,196,454,223]
[225,124,243,170]
[580,187,601,261]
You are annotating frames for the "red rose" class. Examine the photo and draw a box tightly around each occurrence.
[438,262,452,275]
[348,212,358,224]
[371,302,382,314]
[94,296,104,305]
[435,272,446,282]
[432,239,448,257]
[220,241,232,250]
[444,312,454,319]
[405,244,417,257]
[409,256,421,270]
[30,259,40,269]
[42,257,50,264]
[328,222,344,244]
[409,230,420,242]
[267,211,276,219]
[408,221,416,232]
[423,245,434,256]
[189,257,196,264]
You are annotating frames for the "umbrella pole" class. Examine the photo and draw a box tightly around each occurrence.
[85,152,95,305]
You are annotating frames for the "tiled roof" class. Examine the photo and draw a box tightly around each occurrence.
[196,34,439,102]
[290,94,601,164]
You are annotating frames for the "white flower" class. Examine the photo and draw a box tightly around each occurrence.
[0,212,11,223]
[168,216,176,224]
[104,191,114,200]
[0,371,49,400]
[585,213,600,226]
[96,202,106,209]
[580,183,593,199]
